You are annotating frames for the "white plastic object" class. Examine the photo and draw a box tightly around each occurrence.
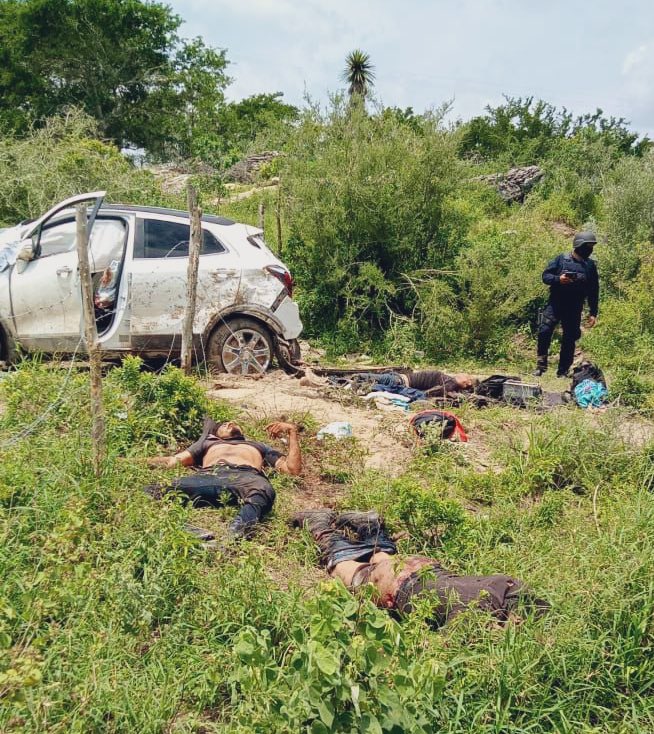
[317,421,353,440]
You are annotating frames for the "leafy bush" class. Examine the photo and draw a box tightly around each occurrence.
[600,150,654,291]
[229,582,444,733]
[104,356,235,453]
[0,111,168,225]
[280,99,461,343]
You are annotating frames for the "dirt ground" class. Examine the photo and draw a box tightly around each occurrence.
[203,370,415,475]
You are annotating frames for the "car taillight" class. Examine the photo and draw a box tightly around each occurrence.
[265,265,294,297]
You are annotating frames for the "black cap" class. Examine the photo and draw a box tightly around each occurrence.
[573,231,597,249]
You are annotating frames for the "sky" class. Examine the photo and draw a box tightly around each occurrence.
[171,0,654,136]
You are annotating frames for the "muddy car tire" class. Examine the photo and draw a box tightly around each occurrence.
[208,318,273,375]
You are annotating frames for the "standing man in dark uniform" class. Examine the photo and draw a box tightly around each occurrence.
[534,231,599,377]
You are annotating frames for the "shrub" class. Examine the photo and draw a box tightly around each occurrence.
[0,110,169,225]
[280,99,462,340]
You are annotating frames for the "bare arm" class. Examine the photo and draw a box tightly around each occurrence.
[266,422,302,476]
[146,450,195,469]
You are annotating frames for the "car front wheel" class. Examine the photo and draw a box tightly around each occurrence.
[208,318,273,375]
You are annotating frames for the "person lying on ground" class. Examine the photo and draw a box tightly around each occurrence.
[291,509,549,626]
[352,370,478,398]
[145,419,301,539]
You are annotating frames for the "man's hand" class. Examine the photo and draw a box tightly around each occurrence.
[268,422,302,476]
[559,273,573,285]
[587,315,597,328]
[266,422,298,439]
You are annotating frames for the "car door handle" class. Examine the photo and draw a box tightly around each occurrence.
[56,266,73,276]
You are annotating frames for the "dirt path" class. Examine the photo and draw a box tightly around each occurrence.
[203,371,414,475]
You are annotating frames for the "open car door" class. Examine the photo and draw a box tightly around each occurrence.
[9,192,106,352]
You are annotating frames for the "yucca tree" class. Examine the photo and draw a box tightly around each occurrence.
[341,49,375,99]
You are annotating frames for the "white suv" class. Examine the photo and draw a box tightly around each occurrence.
[0,192,303,374]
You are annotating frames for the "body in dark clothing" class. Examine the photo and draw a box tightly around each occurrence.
[355,370,466,397]
[393,561,532,625]
[538,252,599,375]
[293,510,547,627]
[407,370,461,396]
[145,430,283,537]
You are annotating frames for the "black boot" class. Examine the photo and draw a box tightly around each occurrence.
[532,357,548,378]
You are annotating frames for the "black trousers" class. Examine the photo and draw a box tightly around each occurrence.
[537,303,582,374]
[144,464,276,536]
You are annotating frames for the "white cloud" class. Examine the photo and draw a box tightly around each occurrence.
[172,1,654,134]
[620,41,654,131]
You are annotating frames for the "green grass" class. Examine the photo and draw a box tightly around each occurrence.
[1,360,654,732]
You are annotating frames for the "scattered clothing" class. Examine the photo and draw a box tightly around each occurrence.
[371,383,427,401]
[363,391,410,403]
[570,361,606,390]
[573,379,608,409]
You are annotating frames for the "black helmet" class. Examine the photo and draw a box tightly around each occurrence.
[573,231,597,250]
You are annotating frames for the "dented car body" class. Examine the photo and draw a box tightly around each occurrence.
[0,192,303,374]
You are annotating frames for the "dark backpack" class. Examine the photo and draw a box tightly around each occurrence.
[409,410,468,442]
[571,361,606,390]
[475,375,521,401]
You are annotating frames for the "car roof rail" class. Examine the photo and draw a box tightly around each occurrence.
[101,204,236,226]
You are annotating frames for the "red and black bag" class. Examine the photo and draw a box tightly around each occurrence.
[409,410,468,442]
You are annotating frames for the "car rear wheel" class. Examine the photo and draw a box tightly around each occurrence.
[208,318,273,375]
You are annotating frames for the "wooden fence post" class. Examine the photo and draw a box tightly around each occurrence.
[76,204,105,476]
[276,180,283,256]
[181,184,202,374]
[258,201,265,233]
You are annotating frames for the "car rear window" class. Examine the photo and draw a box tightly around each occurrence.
[140,219,225,258]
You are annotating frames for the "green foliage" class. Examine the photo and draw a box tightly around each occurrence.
[2,363,654,730]
[582,257,654,410]
[281,99,461,343]
[0,0,230,155]
[458,96,649,164]
[0,356,233,459]
[104,356,235,453]
[0,111,168,224]
[600,150,654,290]
[229,583,443,733]
[342,49,376,99]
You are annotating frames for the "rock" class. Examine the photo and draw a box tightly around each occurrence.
[224,152,281,184]
[475,165,544,203]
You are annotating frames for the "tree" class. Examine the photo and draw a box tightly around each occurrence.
[457,96,649,164]
[341,50,375,99]
[213,93,298,163]
[0,0,230,154]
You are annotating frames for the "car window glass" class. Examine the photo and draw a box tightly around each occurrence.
[142,219,225,258]
[90,220,126,272]
[39,220,77,257]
